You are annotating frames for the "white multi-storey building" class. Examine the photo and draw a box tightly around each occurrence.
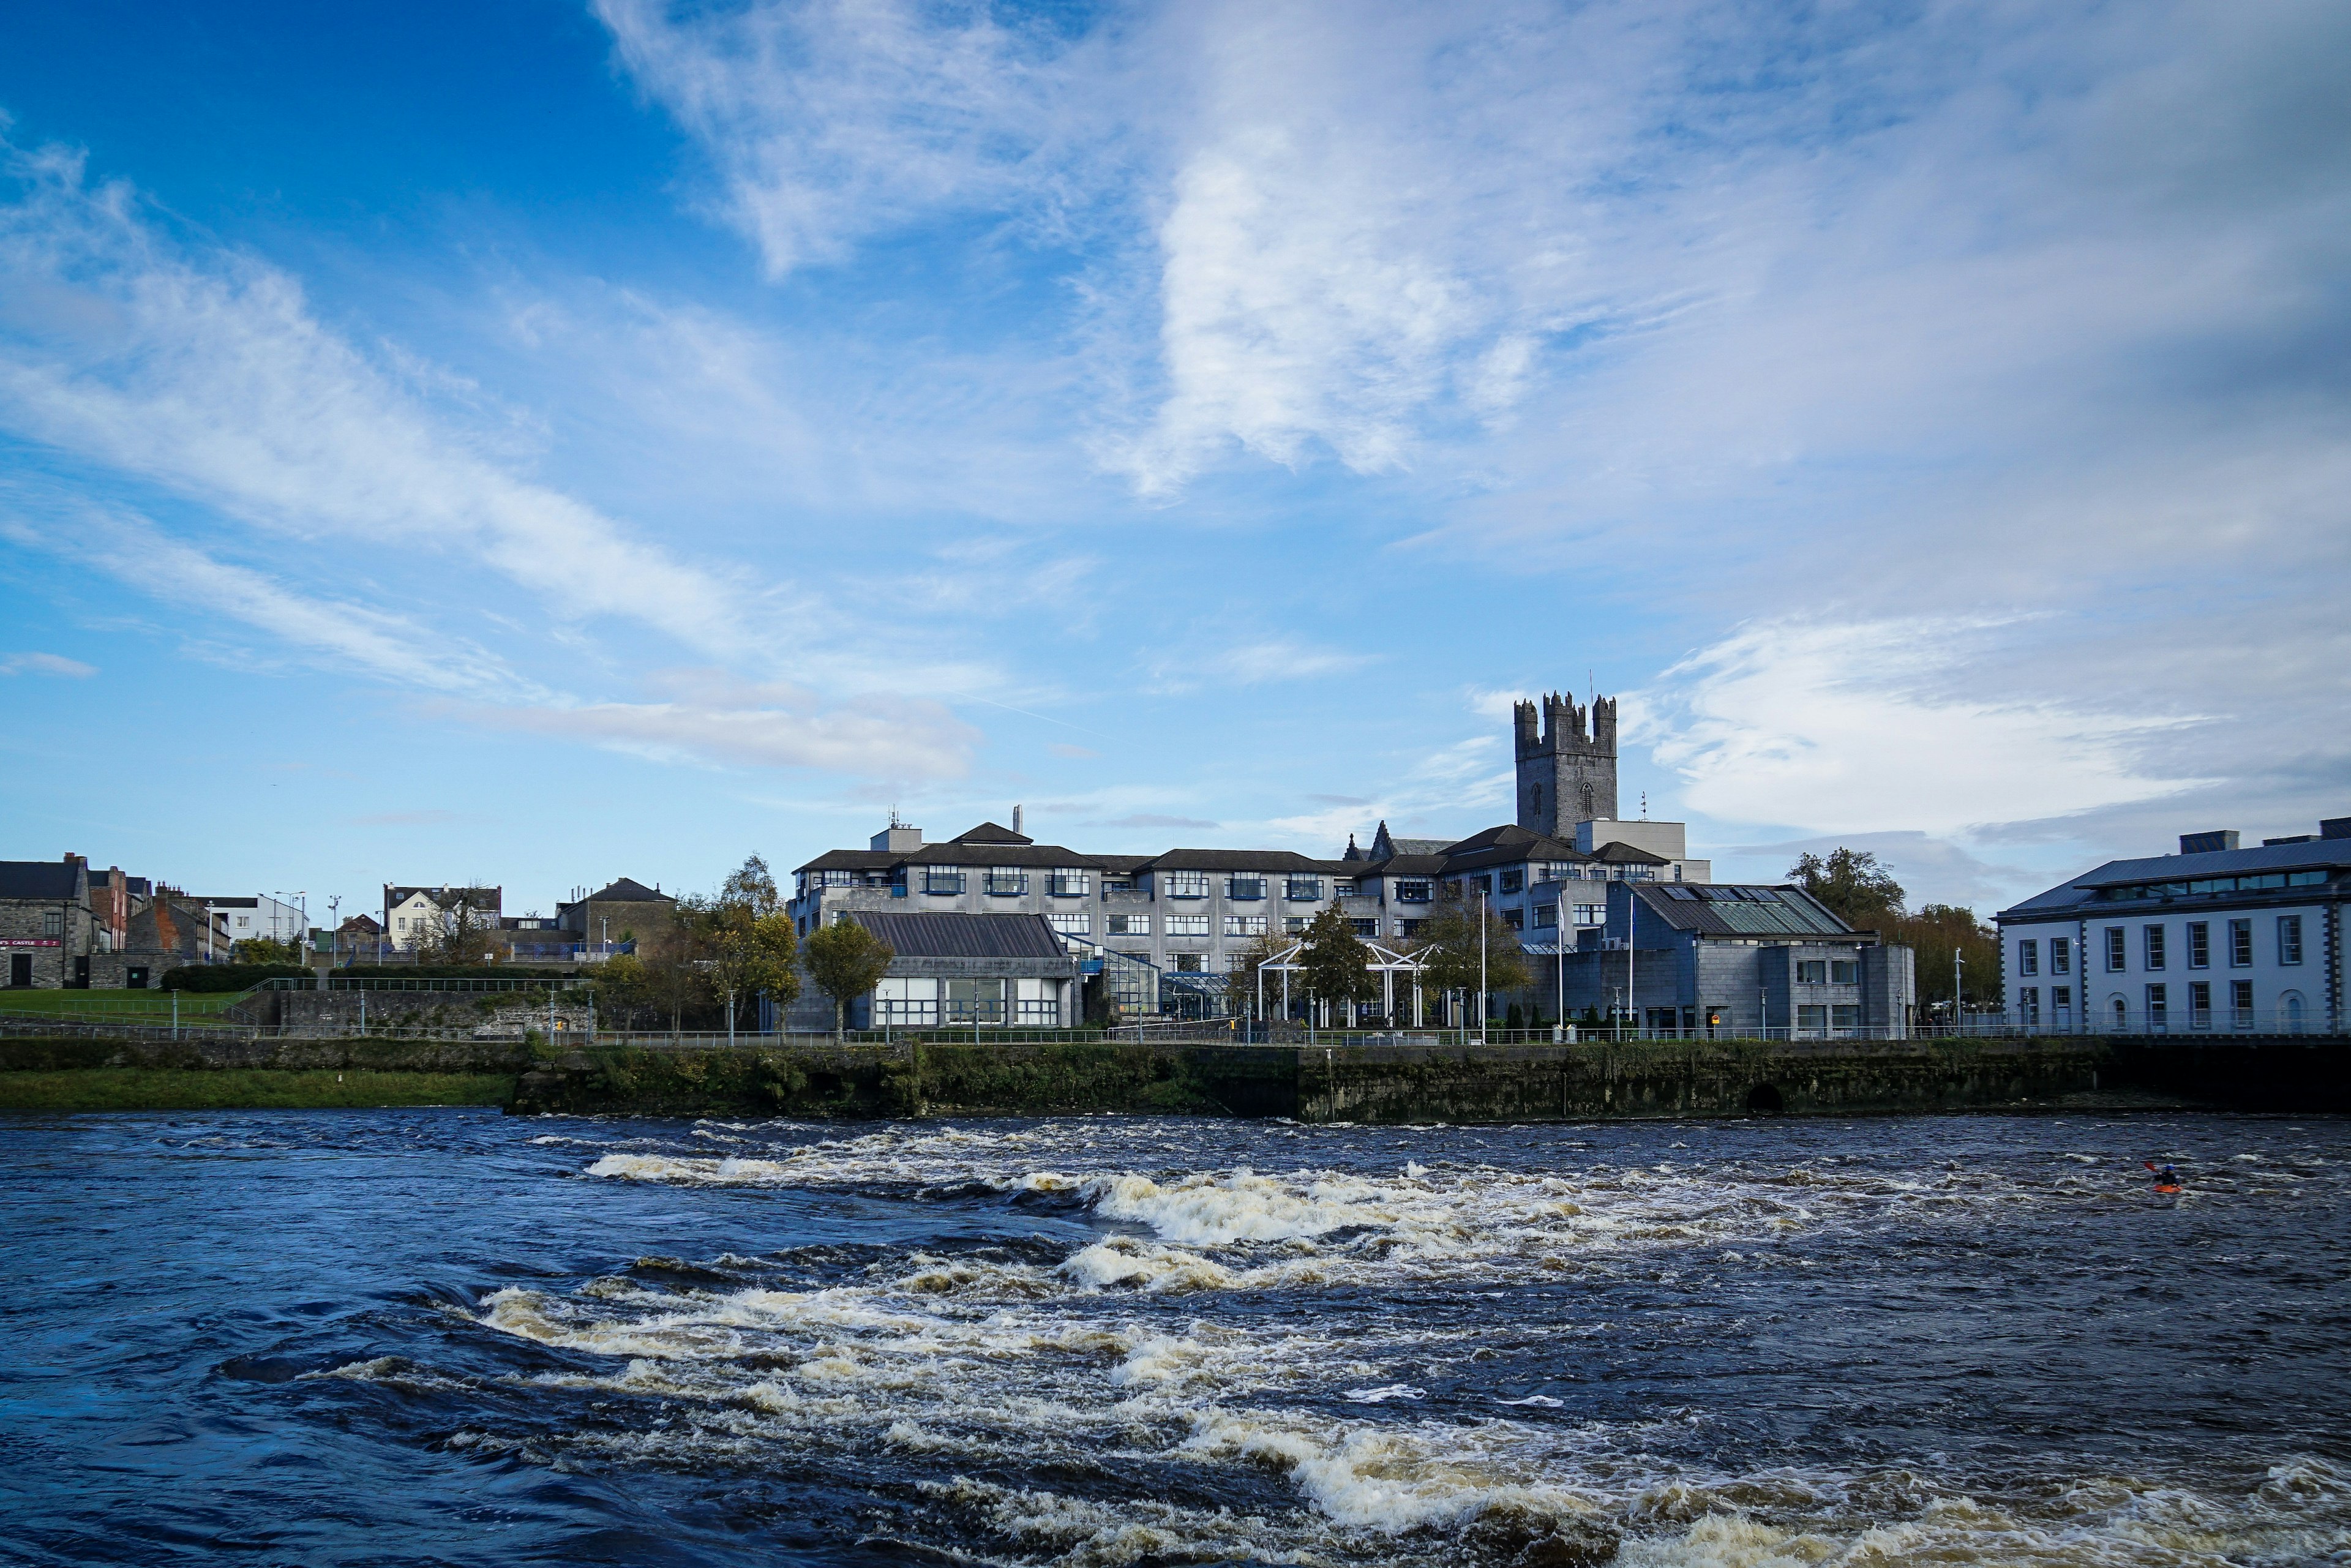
[1993,821,2348,1033]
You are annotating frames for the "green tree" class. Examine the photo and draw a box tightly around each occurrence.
[1788,849,1905,928]
[1299,907,1377,1026]
[1410,888,1529,1025]
[803,917,896,1040]
[408,891,509,966]
[1224,929,1290,1019]
[700,857,800,1043]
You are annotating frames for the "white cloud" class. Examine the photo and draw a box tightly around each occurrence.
[0,650,94,677]
[0,140,774,661]
[1,505,527,696]
[1641,617,2210,839]
[451,669,978,779]
[595,0,1090,278]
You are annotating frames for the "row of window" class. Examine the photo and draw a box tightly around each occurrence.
[2030,917,2307,975]
[872,976,1062,1026]
[1794,959,1861,984]
[1082,913,1422,939]
[2016,981,2312,1029]
[2096,869,2328,902]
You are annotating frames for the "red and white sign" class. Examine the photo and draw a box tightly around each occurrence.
[0,938,63,948]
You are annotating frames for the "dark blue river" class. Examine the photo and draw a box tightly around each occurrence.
[5,1109,2349,1566]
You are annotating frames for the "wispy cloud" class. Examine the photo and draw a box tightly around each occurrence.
[0,650,94,677]
[450,669,978,779]
[1086,812,1220,830]
[0,138,775,659]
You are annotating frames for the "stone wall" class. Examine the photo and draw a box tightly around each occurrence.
[230,987,594,1039]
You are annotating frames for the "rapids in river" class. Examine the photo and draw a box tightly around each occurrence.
[5,1109,2349,1566]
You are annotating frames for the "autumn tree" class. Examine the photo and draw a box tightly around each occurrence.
[804,917,895,1040]
[408,891,509,966]
[1884,902,2003,1012]
[1224,929,1290,1019]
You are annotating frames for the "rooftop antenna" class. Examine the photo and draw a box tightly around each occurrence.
[1641,791,1649,819]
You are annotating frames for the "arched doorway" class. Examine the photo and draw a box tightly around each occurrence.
[2279,991,2307,1033]
[1746,1083,1784,1115]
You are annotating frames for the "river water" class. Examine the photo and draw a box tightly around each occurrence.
[5,1109,2349,1566]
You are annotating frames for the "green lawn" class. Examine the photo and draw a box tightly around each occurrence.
[0,988,249,1019]
[0,1069,517,1112]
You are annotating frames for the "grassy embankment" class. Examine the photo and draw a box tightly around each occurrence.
[0,996,522,1110]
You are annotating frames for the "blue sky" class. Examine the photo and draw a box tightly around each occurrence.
[2,0,2345,922]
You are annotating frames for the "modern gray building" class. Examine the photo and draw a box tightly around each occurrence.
[1551,880,1915,1037]
[1994,819,2348,1033]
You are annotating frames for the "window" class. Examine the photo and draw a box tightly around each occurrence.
[2232,979,2254,1027]
[42,910,62,936]
[1830,959,1859,984]
[1166,915,1210,937]
[1284,916,1308,934]
[923,869,966,896]
[874,977,939,1026]
[2051,937,2071,975]
[1164,871,1210,899]
[1106,913,1150,936]
[1394,879,1431,903]
[1013,978,1061,1026]
[1534,903,1558,928]
[2145,983,2167,1029]
[1499,869,1525,895]
[2279,915,2304,965]
[2143,925,2165,970]
[2188,980,2211,1027]
[1224,915,1267,937]
[2019,939,2039,977]
[945,977,1005,1024]
[984,871,1028,897]
[1573,904,1603,926]
[2021,986,2040,1026]
[1333,880,1358,897]
[1798,1004,1828,1032]
[1286,877,1324,902]
[1102,875,1137,893]
[1048,913,1091,936]
[2052,985,2071,1015]
[2105,926,2126,971]
[2229,918,2252,967]
[1352,918,1381,937]
[1502,909,1524,931]
[1174,954,1203,973]
[1226,876,1265,901]
[1047,872,1090,898]
[2186,922,2209,969]
[1472,874,1493,895]
[1831,1003,1861,1030]
[1796,959,1828,983]
[1399,919,1426,937]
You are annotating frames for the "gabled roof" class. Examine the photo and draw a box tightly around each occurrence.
[1634,883,1854,938]
[797,849,900,873]
[385,885,502,909]
[847,910,1070,959]
[911,844,1101,869]
[582,877,672,904]
[0,860,86,901]
[1357,854,1449,876]
[1591,841,1670,865]
[952,821,1033,844]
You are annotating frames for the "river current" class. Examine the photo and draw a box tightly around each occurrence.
[5,1109,2349,1566]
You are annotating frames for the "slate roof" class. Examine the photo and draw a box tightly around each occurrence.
[797,849,901,873]
[1997,837,2351,919]
[582,877,673,903]
[1142,848,1337,873]
[1635,883,1855,939]
[910,844,1102,869]
[0,860,85,901]
[847,911,1070,959]
[951,821,1034,844]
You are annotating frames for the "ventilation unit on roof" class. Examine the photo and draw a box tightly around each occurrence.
[2179,830,2239,854]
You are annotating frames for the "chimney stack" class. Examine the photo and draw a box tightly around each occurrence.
[1013,804,1024,836]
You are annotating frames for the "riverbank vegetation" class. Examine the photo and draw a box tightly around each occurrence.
[0,1069,516,1112]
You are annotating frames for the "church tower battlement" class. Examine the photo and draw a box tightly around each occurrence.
[1514,692,1617,839]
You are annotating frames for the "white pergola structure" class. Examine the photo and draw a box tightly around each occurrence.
[1252,939,1437,1026]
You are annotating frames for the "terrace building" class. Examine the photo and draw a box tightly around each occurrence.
[1994,820,2349,1033]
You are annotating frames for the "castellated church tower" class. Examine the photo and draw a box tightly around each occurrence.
[1513,692,1618,839]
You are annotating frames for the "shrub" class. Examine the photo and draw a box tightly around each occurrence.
[162,964,309,992]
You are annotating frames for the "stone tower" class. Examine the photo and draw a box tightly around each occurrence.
[1513,692,1617,839]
